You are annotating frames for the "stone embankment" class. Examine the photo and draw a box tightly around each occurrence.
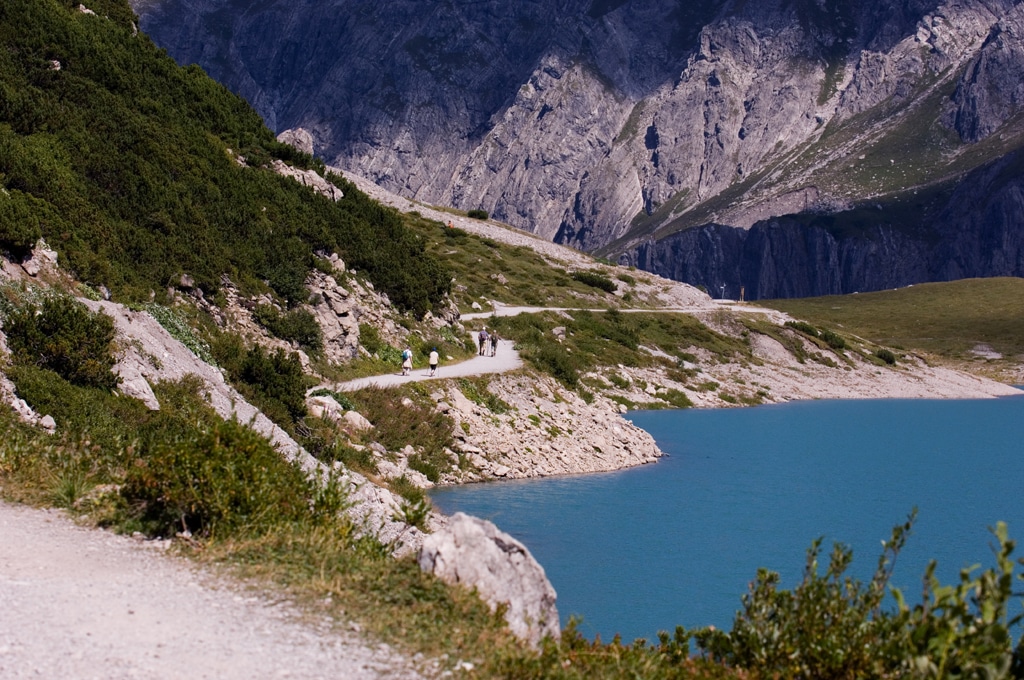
[440,372,661,481]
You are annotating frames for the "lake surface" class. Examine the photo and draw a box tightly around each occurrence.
[430,396,1024,642]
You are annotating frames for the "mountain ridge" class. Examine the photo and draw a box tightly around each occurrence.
[130,0,1024,297]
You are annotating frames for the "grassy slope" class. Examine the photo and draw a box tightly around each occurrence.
[756,277,1024,369]
[402,212,635,311]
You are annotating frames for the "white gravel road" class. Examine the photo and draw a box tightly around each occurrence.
[0,501,420,680]
[325,339,522,392]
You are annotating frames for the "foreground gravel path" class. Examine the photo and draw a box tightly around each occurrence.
[0,501,420,680]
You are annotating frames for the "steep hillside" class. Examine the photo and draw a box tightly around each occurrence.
[131,0,1024,298]
[0,0,448,314]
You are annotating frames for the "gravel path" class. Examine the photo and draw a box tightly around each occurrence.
[323,339,522,392]
[0,501,421,680]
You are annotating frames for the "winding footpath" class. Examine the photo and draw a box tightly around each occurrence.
[325,302,781,393]
[324,339,522,392]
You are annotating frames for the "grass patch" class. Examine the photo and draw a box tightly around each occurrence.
[489,311,748,393]
[758,278,1024,361]
[347,386,455,482]
[401,212,633,311]
[457,377,512,414]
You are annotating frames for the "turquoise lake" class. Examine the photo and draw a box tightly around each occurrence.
[429,396,1024,642]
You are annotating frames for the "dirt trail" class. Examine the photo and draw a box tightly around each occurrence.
[323,339,522,392]
[0,501,420,679]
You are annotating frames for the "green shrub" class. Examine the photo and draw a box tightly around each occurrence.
[686,513,1024,680]
[784,320,819,337]
[661,389,694,409]
[123,417,343,537]
[571,270,617,293]
[4,294,119,390]
[0,189,53,252]
[691,515,915,678]
[467,209,489,220]
[819,328,847,350]
[239,346,309,424]
[356,323,382,355]
[875,348,897,365]
[253,304,323,352]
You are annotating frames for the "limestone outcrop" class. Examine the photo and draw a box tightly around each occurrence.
[437,373,662,482]
[270,160,343,202]
[624,145,1024,299]
[418,512,559,647]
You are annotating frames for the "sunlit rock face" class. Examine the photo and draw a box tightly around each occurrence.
[134,0,1024,296]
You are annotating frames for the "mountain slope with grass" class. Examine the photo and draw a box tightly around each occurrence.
[2,2,1024,677]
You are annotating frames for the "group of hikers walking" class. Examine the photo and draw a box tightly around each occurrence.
[402,346,439,377]
[478,328,499,357]
[399,327,500,379]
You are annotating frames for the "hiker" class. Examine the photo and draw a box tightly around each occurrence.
[429,347,439,376]
[478,328,489,355]
[447,220,454,229]
[490,331,499,357]
[401,347,413,376]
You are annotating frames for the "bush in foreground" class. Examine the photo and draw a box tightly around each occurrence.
[124,418,344,537]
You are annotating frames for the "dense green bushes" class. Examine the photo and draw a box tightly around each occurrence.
[238,346,309,425]
[572,270,618,293]
[124,417,344,537]
[0,0,449,316]
[681,513,1024,679]
[467,208,489,219]
[3,293,119,389]
[253,305,322,352]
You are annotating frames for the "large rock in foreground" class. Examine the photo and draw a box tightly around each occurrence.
[418,512,559,647]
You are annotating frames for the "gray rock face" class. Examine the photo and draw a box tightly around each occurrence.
[626,145,1024,298]
[132,0,1024,290]
[277,127,314,156]
[418,512,559,647]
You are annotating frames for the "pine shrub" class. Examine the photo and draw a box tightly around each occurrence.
[4,294,119,390]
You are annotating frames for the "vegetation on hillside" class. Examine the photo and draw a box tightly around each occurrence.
[0,0,448,316]
[402,213,638,311]
[757,278,1024,368]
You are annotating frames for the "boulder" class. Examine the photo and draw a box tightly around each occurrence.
[20,241,58,277]
[276,127,315,156]
[343,409,374,432]
[307,394,345,422]
[418,512,559,647]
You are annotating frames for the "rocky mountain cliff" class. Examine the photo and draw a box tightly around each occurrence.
[132,0,1024,298]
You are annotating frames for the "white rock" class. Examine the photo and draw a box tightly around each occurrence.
[343,410,374,431]
[276,128,315,156]
[39,415,56,433]
[418,513,559,647]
